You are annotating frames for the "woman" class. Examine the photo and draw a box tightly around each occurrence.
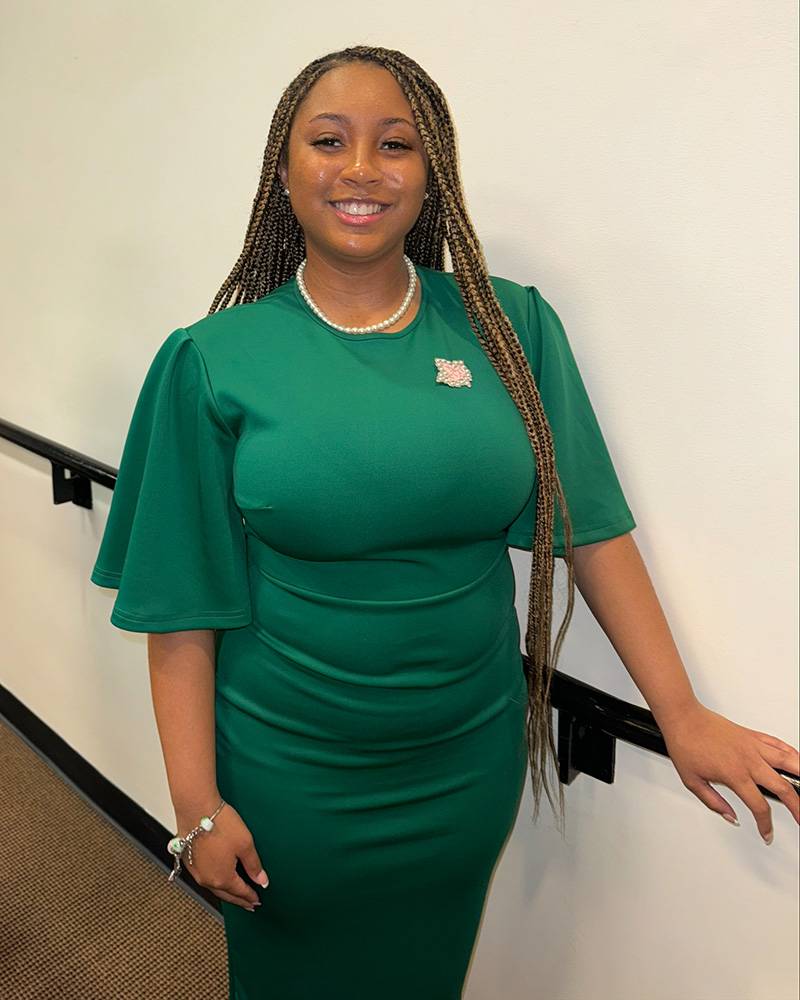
[90,45,799,999]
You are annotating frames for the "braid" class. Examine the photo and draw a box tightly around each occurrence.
[209,45,576,837]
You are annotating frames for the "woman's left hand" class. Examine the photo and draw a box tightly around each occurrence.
[658,702,800,844]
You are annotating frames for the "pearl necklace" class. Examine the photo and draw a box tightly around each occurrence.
[295,255,418,334]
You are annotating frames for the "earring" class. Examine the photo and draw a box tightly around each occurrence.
[423,192,429,200]
[283,187,290,195]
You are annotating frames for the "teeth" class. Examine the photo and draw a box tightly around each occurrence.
[333,201,386,216]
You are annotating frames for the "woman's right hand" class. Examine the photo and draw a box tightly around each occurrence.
[176,802,269,911]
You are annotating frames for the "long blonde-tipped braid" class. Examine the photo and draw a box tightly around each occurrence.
[208,45,577,835]
[377,50,577,833]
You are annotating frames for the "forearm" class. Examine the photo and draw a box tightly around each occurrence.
[571,532,700,730]
[147,630,221,825]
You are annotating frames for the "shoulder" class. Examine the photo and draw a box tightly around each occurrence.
[420,264,529,299]
[177,277,297,364]
[419,266,552,372]
[488,272,534,331]
[485,272,556,332]
[420,265,534,319]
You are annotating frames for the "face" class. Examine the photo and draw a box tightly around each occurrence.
[278,62,430,264]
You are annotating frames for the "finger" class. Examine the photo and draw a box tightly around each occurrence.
[184,868,256,908]
[240,841,270,888]
[223,871,261,907]
[780,752,800,778]
[185,853,261,908]
[755,741,800,782]
[753,764,800,825]
[213,885,261,911]
[728,775,774,844]
[750,731,800,761]
[684,776,738,824]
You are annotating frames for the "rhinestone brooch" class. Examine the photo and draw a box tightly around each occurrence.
[434,358,472,388]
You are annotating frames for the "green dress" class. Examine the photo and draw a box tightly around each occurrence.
[90,264,635,999]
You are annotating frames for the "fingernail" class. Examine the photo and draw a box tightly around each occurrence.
[721,813,740,826]
[762,829,773,845]
[256,870,269,887]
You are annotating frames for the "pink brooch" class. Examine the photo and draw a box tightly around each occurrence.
[434,357,473,388]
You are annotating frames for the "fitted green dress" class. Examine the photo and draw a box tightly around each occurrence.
[90,264,635,999]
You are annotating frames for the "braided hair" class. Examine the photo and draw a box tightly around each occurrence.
[210,44,576,835]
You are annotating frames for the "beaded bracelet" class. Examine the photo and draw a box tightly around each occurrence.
[166,798,226,883]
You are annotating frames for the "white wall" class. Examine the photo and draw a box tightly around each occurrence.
[1,3,797,998]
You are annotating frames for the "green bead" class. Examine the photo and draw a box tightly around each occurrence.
[167,836,186,855]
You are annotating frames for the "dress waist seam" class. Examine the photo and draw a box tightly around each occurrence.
[248,545,509,607]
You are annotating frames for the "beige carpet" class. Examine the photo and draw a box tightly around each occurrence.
[0,719,229,999]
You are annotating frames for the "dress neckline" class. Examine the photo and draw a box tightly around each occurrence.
[290,263,429,342]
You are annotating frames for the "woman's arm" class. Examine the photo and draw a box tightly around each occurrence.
[571,532,800,843]
[147,630,222,827]
[147,630,269,908]
[571,532,698,730]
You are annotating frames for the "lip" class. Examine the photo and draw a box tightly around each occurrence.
[328,200,391,227]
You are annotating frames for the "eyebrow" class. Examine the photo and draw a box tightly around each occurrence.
[307,113,415,128]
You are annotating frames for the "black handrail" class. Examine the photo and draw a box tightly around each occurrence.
[2,414,798,803]
[1,417,115,508]
[544,664,788,796]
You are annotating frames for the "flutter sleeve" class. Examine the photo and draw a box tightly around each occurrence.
[505,285,636,556]
[89,327,252,633]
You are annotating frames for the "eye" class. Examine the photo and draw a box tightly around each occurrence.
[310,137,412,150]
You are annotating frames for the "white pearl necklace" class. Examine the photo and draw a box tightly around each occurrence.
[295,255,418,334]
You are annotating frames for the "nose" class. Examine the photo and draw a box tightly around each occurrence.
[339,139,383,188]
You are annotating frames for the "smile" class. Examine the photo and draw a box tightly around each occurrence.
[329,201,390,226]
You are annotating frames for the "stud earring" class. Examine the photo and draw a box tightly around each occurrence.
[423,192,429,200]
[283,187,290,195]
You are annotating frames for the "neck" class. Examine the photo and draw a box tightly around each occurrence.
[300,250,411,318]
